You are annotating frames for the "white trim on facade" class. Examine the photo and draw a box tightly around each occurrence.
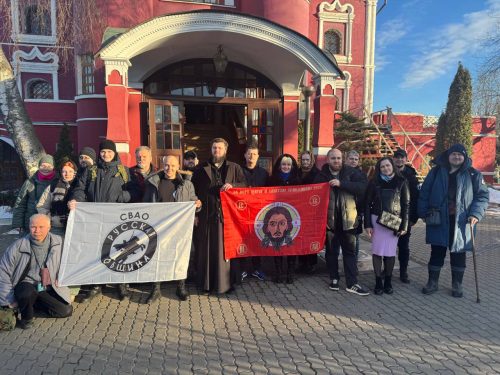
[313,146,333,156]
[317,0,355,64]
[333,70,351,112]
[11,47,59,100]
[76,118,108,122]
[24,99,74,104]
[74,94,107,100]
[98,12,341,85]
[363,0,377,115]
[115,142,130,153]
[161,0,236,7]
[10,0,57,45]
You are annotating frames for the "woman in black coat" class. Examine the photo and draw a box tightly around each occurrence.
[364,157,410,295]
[268,154,301,284]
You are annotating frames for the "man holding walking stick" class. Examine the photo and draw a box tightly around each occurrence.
[417,144,489,298]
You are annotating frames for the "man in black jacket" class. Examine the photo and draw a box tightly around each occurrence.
[69,139,140,301]
[314,148,369,296]
[393,149,420,283]
[130,146,156,202]
[240,143,268,281]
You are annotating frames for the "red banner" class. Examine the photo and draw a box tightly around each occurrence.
[221,183,330,259]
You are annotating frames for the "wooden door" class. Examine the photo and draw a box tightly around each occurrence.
[148,100,184,169]
[247,101,282,173]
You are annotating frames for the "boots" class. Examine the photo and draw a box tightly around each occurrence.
[400,264,410,284]
[78,285,101,303]
[422,269,440,295]
[384,276,393,294]
[146,282,161,303]
[374,277,384,295]
[176,280,188,301]
[451,270,464,298]
[117,283,130,301]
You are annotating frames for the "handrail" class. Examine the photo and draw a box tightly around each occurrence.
[384,107,432,173]
[363,107,397,155]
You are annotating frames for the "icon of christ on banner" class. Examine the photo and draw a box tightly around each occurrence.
[221,183,330,259]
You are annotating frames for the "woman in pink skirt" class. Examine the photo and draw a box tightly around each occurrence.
[364,157,410,295]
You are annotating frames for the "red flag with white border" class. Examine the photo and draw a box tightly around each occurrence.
[221,183,329,259]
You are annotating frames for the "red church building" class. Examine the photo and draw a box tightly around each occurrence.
[0,0,496,188]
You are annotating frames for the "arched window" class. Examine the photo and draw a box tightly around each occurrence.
[26,79,53,99]
[23,5,51,35]
[324,29,342,55]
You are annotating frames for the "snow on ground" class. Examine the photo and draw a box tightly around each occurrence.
[0,206,13,219]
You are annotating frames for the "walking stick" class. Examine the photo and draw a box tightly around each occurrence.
[470,223,480,303]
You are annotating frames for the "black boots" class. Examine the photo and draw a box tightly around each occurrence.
[451,270,464,298]
[147,282,161,303]
[78,285,101,303]
[400,265,410,284]
[384,276,393,294]
[422,269,440,295]
[176,280,188,301]
[117,284,130,301]
[374,277,383,295]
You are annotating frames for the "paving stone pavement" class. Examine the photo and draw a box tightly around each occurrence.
[0,216,499,374]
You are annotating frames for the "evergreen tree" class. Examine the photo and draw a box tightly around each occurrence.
[54,123,75,168]
[435,62,473,155]
[334,112,378,169]
[433,112,447,156]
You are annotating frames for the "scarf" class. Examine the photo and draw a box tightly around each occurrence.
[380,173,395,182]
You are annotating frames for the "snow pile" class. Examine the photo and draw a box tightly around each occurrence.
[0,206,13,219]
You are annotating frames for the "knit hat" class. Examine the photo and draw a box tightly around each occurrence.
[393,149,407,158]
[99,139,117,153]
[79,146,97,164]
[38,154,54,167]
[446,144,468,158]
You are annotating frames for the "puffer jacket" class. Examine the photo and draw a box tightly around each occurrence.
[417,152,489,252]
[0,233,71,306]
[314,164,367,231]
[364,174,410,233]
[143,171,199,206]
[71,160,140,203]
[12,173,58,230]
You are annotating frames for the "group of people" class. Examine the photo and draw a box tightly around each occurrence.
[0,138,489,329]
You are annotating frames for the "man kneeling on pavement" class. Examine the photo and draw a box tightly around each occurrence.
[0,214,72,329]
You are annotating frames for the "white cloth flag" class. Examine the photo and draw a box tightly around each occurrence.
[59,202,196,286]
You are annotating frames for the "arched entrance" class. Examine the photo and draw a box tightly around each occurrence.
[143,59,281,169]
[0,138,25,190]
[98,11,343,167]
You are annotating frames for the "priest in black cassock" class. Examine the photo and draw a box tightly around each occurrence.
[191,138,247,294]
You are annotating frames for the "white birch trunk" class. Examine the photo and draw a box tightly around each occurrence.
[0,47,45,177]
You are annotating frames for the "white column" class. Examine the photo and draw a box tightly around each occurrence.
[363,0,377,115]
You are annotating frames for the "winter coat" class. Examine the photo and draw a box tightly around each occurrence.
[364,174,410,233]
[417,153,489,252]
[242,165,268,187]
[130,163,156,202]
[70,161,140,203]
[314,164,367,231]
[12,173,58,230]
[36,178,77,229]
[143,171,199,207]
[399,165,420,223]
[300,165,320,185]
[0,233,71,306]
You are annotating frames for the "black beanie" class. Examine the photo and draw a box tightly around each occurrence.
[447,144,468,158]
[99,139,117,153]
[79,146,97,163]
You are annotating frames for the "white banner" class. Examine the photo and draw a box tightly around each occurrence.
[59,202,196,286]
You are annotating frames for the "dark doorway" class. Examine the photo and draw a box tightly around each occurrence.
[0,140,25,190]
[183,103,247,163]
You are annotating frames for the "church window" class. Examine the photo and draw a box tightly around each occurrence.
[324,29,342,55]
[22,4,51,35]
[81,54,95,94]
[26,78,53,99]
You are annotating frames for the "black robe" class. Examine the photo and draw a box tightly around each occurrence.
[191,159,247,293]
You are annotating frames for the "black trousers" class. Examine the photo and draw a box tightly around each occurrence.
[428,245,466,271]
[397,226,411,269]
[325,229,358,287]
[240,256,262,274]
[14,282,73,321]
